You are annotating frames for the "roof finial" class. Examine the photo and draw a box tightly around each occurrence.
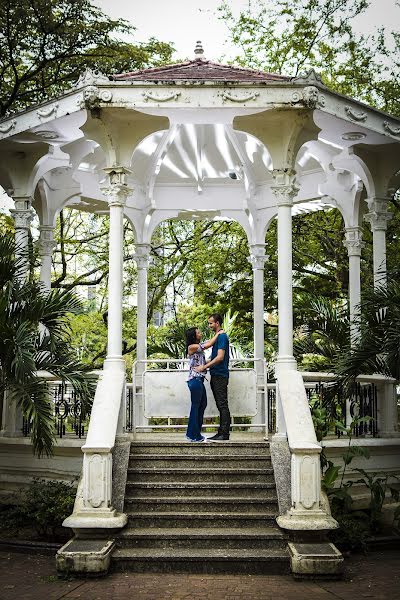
[194,40,205,61]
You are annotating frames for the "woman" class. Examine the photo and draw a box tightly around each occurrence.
[185,326,223,442]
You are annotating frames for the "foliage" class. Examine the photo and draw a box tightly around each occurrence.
[218,0,400,115]
[354,469,400,532]
[0,0,174,117]
[0,231,96,456]
[335,279,400,390]
[0,478,75,538]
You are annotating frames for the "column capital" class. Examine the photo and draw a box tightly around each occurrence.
[343,226,365,257]
[364,197,392,231]
[133,243,152,269]
[248,244,269,270]
[271,169,299,206]
[10,195,34,230]
[103,166,132,207]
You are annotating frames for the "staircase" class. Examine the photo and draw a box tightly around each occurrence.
[112,440,289,574]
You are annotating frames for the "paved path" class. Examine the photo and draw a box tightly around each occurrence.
[0,549,399,600]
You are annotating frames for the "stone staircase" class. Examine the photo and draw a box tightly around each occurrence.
[112,440,289,574]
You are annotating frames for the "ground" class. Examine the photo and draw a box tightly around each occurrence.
[0,548,399,600]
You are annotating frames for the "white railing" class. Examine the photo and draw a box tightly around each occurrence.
[126,358,268,435]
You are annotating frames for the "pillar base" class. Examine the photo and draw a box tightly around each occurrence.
[277,508,338,531]
[275,356,297,376]
[288,542,344,579]
[56,538,115,576]
[103,357,126,372]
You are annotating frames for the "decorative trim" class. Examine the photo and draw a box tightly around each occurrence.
[37,103,59,120]
[142,91,181,102]
[218,91,260,103]
[383,121,400,136]
[77,86,113,109]
[292,69,324,86]
[0,119,16,134]
[345,106,367,122]
[73,68,110,89]
[291,86,325,109]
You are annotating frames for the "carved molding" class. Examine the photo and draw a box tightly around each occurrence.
[218,90,260,103]
[383,121,400,136]
[291,86,325,109]
[247,253,268,270]
[343,227,365,256]
[37,103,59,120]
[73,68,110,89]
[0,119,16,134]
[77,86,113,109]
[142,91,181,102]
[271,168,299,205]
[345,106,367,122]
[83,452,112,510]
[10,209,34,229]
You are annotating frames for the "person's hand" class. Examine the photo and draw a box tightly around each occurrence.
[194,365,207,373]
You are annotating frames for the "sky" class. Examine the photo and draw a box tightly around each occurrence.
[94,0,399,62]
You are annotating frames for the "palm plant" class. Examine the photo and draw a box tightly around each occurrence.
[335,279,400,386]
[294,294,350,371]
[0,231,96,457]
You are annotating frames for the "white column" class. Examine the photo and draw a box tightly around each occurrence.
[343,227,365,342]
[38,226,56,291]
[248,244,268,364]
[103,168,131,372]
[133,244,152,362]
[364,197,392,288]
[10,196,34,281]
[271,169,298,374]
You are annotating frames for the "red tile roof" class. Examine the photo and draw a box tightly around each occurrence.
[112,59,289,83]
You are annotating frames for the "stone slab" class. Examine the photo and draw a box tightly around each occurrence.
[288,541,344,578]
[56,538,115,575]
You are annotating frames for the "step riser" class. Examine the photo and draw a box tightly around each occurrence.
[124,500,278,513]
[125,486,277,499]
[111,558,289,575]
[127,471,274,483]
[129,444,270,457]
[127,516,277,528]
[129,458,272,469]
[117,538,287,550]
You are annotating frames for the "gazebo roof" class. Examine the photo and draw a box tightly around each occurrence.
[112,46,289,83]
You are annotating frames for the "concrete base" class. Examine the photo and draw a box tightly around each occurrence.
[277,509,338,531]
[56,538,115,576]
[288,542,344,579]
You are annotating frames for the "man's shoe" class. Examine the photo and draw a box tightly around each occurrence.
[208,434,229,442]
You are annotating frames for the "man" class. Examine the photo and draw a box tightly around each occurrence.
[195,313,230,441]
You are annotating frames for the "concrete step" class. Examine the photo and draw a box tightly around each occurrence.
[127,467,274,483]
[129,441,270,457]
[126,511,278,528]
[125,482,277,499]
[124,497,278,513]
[111,547,289,574]
[128,454,272,469]
[116,527,287,550]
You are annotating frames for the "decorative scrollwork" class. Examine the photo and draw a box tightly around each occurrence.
[142,91,181,102]
[73,68,110,89]
[345,106,367,122]
[291,87,325,109]
[218,91,260,103]
[0,119,16,134]
[383,121,400,136]
[37,103,59,119]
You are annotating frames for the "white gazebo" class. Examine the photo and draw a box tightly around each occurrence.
[1,42,399,573]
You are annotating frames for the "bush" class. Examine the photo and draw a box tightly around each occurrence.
[0,478,76,539]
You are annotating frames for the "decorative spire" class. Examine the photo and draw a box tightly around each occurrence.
[194,40,205,61]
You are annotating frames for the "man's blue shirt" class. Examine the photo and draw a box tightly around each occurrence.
[210,332,229,378]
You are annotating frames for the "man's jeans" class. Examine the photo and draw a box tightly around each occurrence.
[210,375,230,437]
[186,378,207,440]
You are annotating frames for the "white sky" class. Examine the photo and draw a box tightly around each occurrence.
[94,0,399,62]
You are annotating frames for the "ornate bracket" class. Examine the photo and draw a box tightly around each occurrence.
[0,120,16,134]
[218,91,260,103]
[77,86,113,109]
[345,106,367,122]
[142,91,181,102]
[291,86,325,109]
[383,121,400,136]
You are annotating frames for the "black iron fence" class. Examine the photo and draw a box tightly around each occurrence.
[267,380,378,437]
[22,381,88,439]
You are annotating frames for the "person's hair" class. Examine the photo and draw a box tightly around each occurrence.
[209,313,223,327]
[185,327,198,355]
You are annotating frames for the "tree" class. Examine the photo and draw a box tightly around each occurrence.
[217,0,400,115]
[0,231,96,456]
[0,0,174,117]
